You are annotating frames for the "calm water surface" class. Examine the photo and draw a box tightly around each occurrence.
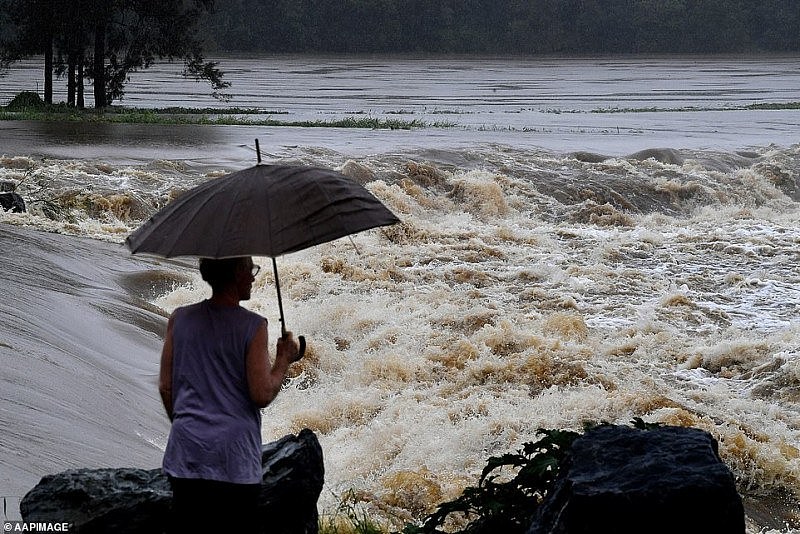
[1,55,799,160]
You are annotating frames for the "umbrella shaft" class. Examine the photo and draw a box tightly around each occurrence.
[272,257,287,336]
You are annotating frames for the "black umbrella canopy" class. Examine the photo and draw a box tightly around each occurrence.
[127,164,399,351]
[125,164,400,258]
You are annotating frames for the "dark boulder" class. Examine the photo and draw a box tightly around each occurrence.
[528,425,745,534]
[259,429,325,533]
[21,468,170,534]
[0,191,25,212]
[20,429,324,534]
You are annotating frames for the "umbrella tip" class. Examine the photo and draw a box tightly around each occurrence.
[255,139,262,165]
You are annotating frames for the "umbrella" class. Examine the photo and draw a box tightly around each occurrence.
[125,162,400,355]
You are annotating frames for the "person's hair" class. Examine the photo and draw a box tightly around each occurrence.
[198,257,246,290]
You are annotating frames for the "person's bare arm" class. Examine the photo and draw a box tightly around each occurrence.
[158,313,175,421]
[246,321,300,408]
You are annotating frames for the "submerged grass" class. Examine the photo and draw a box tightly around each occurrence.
[142,106,286,115]
[593,101,800,113]
[0,101,454,129]
[0,109,441,129]
[744,101,800,110]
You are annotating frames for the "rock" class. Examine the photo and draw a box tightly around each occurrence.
[20,429,324,534]
[21,469,171,534]
[528,425,745,534]
[0,191,26,212]
[259,429,325,533]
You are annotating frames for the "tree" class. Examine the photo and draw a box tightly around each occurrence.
[0,0,60,103]
[55,0,94,107]
[87,0,228,107]
[0,0,227,108]
[754,0,800,51]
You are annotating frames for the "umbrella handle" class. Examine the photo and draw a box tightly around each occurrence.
[273,258,306,360]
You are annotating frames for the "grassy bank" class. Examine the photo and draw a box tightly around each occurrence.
[0,93,454,129]
[0,108,447,129]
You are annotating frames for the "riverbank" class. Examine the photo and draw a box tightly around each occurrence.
[0,100,441,129]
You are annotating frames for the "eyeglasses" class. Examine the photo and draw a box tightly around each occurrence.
[250,264,261,277]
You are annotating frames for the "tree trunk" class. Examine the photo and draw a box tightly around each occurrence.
[67,54,76,107]
[43,34,53,105]
[93,21,107,109]
[77,57,85,109]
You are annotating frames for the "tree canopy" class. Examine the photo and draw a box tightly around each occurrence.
[201,0,800,55]
[0,0,228,108]
[2,0,797,108]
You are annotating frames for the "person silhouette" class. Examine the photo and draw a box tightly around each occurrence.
[158,256,301,533]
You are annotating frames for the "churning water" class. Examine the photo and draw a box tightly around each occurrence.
[0,55,798,531]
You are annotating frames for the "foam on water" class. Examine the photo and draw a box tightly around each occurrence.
[2,146,799,531]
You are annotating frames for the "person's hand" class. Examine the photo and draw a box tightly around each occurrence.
[276,331,302,363]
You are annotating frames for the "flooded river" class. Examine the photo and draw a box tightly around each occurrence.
[1,55,799,532]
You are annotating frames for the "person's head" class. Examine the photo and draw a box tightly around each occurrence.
[199,256,260,300]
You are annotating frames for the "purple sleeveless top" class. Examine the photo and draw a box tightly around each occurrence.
[162,300,265,484]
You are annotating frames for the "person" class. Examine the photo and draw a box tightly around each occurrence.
[158,256,301,534]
